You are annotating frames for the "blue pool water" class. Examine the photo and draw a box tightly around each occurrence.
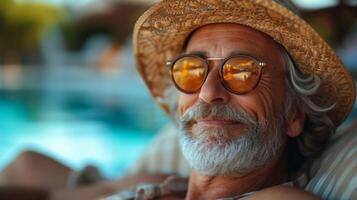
[0,121,154,178]
[0,98,166,178]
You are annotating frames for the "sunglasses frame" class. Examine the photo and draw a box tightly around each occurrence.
[166,54,267,95]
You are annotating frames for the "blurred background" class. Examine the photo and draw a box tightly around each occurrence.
[0,0,356,179]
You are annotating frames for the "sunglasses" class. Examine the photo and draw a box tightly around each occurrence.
[166,54,267,95]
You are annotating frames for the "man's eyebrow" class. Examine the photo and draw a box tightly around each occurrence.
[228,51,257,58]
[183,51,208,57]
[183,50,258,58]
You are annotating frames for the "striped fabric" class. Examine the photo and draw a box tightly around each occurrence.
[305,128,357,200]
[126,123,357,199]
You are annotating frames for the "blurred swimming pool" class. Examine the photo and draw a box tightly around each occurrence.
[0,94,167,178]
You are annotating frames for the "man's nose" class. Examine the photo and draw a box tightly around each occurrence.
[199,66,230,104]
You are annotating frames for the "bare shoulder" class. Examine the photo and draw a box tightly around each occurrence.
[246,185,321,200]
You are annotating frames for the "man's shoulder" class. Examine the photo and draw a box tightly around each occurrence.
[247,185,321,200]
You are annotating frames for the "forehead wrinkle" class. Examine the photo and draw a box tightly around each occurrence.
[187,36,277,60]
[188,35,269,49]
[212,43,224,57]
[189,25,276,44]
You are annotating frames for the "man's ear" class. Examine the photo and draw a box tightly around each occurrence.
[286,104,305,138]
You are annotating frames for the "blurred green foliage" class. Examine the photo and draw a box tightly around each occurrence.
[0,0,63,62]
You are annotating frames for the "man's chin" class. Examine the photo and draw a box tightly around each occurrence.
[179,126,278,176]
[180,136,253,176]
[190,125,245,142]
[192,138,230,152]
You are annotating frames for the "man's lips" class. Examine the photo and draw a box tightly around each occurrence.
[195,119,241,126]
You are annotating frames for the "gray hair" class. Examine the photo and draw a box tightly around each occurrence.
[281,47,336,160]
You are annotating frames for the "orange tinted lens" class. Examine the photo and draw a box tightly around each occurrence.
[222,57,260,94]
[172,56,206,93]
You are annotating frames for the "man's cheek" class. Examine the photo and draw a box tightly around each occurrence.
[178,93,197,117]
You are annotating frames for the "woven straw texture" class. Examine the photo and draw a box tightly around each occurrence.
[133,0,356,126]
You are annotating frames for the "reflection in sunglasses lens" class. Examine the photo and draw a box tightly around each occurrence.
[222,57,260,94]
[172,56,206,93]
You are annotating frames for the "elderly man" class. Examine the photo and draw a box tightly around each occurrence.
[102,0,356,199]
[0,0,355,199]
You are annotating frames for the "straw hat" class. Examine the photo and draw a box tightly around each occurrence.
[133,0,356,126]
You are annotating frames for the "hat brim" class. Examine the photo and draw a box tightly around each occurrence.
[133,0,356,126]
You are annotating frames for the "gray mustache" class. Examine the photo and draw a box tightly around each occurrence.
[180,101,257,126]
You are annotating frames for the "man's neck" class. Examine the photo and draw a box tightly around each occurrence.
[185,157,289,200]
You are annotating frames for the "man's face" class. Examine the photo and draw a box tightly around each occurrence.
[177,23,289,176]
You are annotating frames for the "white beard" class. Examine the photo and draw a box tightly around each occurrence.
[178,102,285,176]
